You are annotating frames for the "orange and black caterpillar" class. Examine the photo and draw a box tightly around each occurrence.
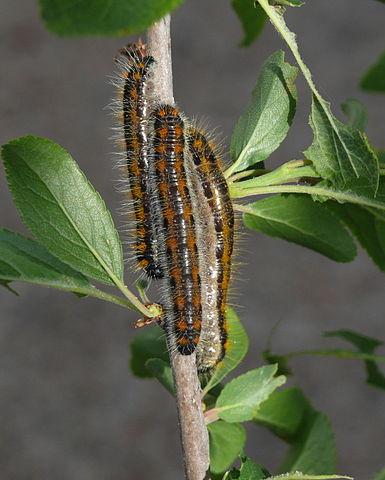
[151,105,202,355]
[114,44,163,278]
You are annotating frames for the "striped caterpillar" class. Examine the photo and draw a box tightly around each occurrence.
[186,128,234,370]
[113,43,163,279]
[113,44,234,372]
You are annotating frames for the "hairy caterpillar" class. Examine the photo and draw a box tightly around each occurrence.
[186,127,234,371]
[113,44,163,278]
[151,105,202,355]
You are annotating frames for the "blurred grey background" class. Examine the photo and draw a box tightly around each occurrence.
[1,1,385,478]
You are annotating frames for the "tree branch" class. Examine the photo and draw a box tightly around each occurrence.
[146,16,210,480]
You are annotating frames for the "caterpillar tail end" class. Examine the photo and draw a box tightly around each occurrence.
[175,333,199,356]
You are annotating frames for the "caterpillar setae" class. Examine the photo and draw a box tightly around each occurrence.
[151,105,202,355]
[113,43,163,279]
[113,44,234,372]
[186,127,234,371]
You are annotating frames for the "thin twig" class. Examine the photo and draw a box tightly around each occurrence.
[146,16,210,480]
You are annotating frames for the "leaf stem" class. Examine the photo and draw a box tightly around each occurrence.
[257,0,316,97]
[75,286,141,310]
[229,162,319,194]
[204,408,219,425]
[111,274,156,317]
[231,183,385,216]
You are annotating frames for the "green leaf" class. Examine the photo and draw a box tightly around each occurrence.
[130,325,168,378]
[361,50,385,93]
[254,387,308,439]
[225,457,270,479]
[0,228,138,308]
[341,98,367,131]
[39,0,184,36]
[238,457,270,479]
[208,421,246,474]
[0,231,134,307]
[231,0,267,47]
[325,329,385,391]
[254,1,378,197]
[228,50,297,175]
[2,136,123,285]
[262,389,336,475]
[328,202,385,272]
[145,358,174,395]
[202,308,249,396]
[252,384,337,476]
[243,194,357,262]
[305,96,379,197]
[374,467,385,480]
[0,228,91,293]
[280,410,336,474]
[216,364,286,423]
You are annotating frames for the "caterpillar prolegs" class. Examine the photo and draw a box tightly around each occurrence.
[113,44,234,372]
